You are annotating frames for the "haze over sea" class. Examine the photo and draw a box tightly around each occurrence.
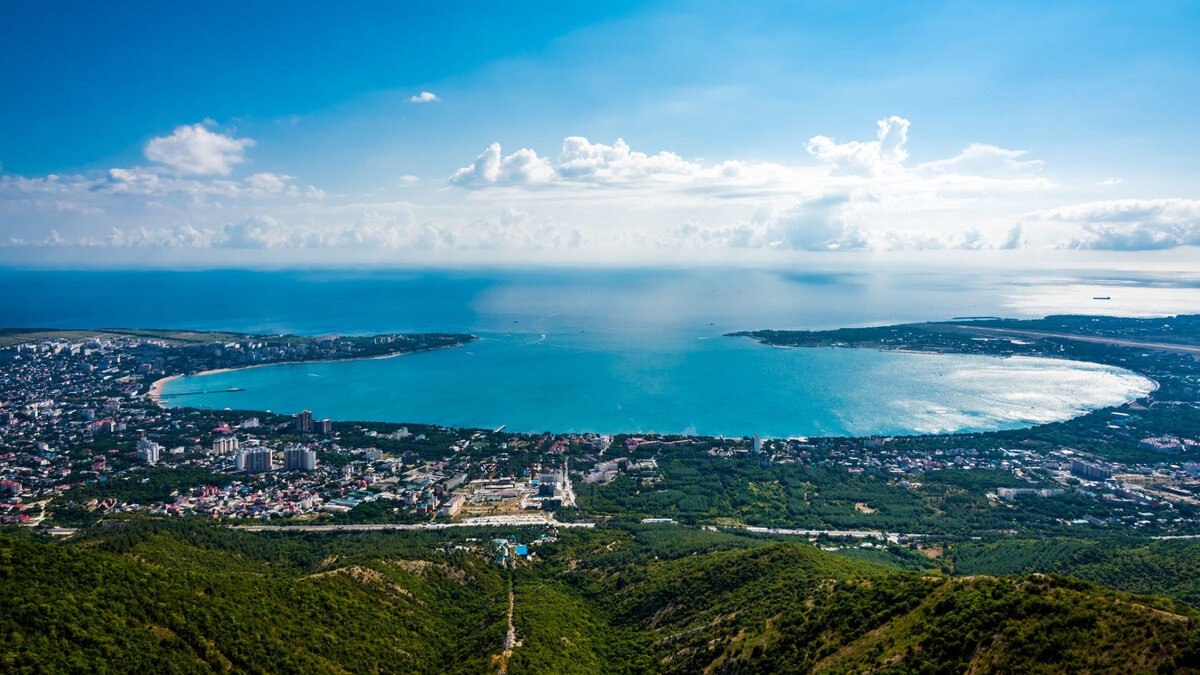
[5,266,1194,438]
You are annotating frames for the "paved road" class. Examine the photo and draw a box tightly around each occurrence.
[232,514,595,532]
[742,525,924,543]
[953,325,1200,355]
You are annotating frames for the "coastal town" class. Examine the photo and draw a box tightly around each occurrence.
[1,319,1199,543]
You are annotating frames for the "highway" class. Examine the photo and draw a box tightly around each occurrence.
[232,513,595,532]
[742,525,924,543]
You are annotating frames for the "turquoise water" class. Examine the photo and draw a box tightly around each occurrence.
[161,332,1154,438]
[0,266,1178,437]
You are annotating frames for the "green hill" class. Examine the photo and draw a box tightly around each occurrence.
[949,536,1200,607]
[3,523,1199,674]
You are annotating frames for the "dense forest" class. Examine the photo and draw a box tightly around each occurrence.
[949,536,1200,607]
[4,521,1200,673]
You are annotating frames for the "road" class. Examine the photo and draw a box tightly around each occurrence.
[234,517,924,541]
[742,525,924,543]
[952,325,1200,356]
[232,513,596,533]
[496,551,518,675]
[500,571,516,673]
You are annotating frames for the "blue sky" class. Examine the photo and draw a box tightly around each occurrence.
[2,1,1199,266]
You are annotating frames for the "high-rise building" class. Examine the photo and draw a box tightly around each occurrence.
[1070,459,1112,481]
[313,418,333,434]
[292,409,313,433]
[752,435,762,454]
[212,436,239,455]
[236,447,274,473]
[136,437,161,464]
[283,446,317,471]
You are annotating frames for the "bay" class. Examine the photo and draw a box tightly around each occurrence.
[161,332,1154,438]
[2,265,1184,437]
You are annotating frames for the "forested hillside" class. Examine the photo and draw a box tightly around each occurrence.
[949,536,1200,607]
[4,523,1200,673]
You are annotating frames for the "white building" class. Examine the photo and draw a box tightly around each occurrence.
[212,436,239,455]
[439,493,466,517]
[136,437,162,464]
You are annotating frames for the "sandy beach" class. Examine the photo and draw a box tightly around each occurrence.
[146,341,472,408]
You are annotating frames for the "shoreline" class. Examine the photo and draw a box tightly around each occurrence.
[740,335,1161,394]
[148,341,472,408]
[147,333,1158,439]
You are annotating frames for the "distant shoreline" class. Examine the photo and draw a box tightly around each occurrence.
[144,330,1158,439]
[148,341,472,408]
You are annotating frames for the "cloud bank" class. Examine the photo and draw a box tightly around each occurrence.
[1,116,1196,261]
[1050,199,1200,250]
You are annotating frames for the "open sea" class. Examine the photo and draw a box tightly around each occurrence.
[4,266,1194,437]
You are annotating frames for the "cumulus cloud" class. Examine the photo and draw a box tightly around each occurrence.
[450,137,726,188]
[806,116,910,175]
[1047,199,1200,250]
[999,225,1023,250]
[409,91,440,103]
[762,196,867,251]
[557,137,702,182]
[221,215,287,248]
[449,143,556,186]
[16,114,1200,260]
[449,117,1046,198]
[246,172,293,193]
[27,204,592,253]
[144,123,255,176]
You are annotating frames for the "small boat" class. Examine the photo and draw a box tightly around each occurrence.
[1093,296,1111,300]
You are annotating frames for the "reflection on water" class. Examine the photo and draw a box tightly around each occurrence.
[0,266,1179,437]
[163,334,1155,438]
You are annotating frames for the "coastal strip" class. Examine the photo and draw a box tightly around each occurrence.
[148,336,475,407]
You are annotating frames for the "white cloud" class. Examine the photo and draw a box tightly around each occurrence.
[144,123,255,176]
[246,172,293,193]
[409,91,440,103]
[919,143,1043,176]
[449,117,1048,198]
[221,215,291,248]
[999,225,1023,250]
[557,137,702,182]
[1045,199,1200,250]
[762,196,867,251]
[11,115,1199,261]
[449,143,556,186]
[806,116,910,176]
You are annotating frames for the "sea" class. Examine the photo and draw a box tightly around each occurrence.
[4,266,1194,437]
